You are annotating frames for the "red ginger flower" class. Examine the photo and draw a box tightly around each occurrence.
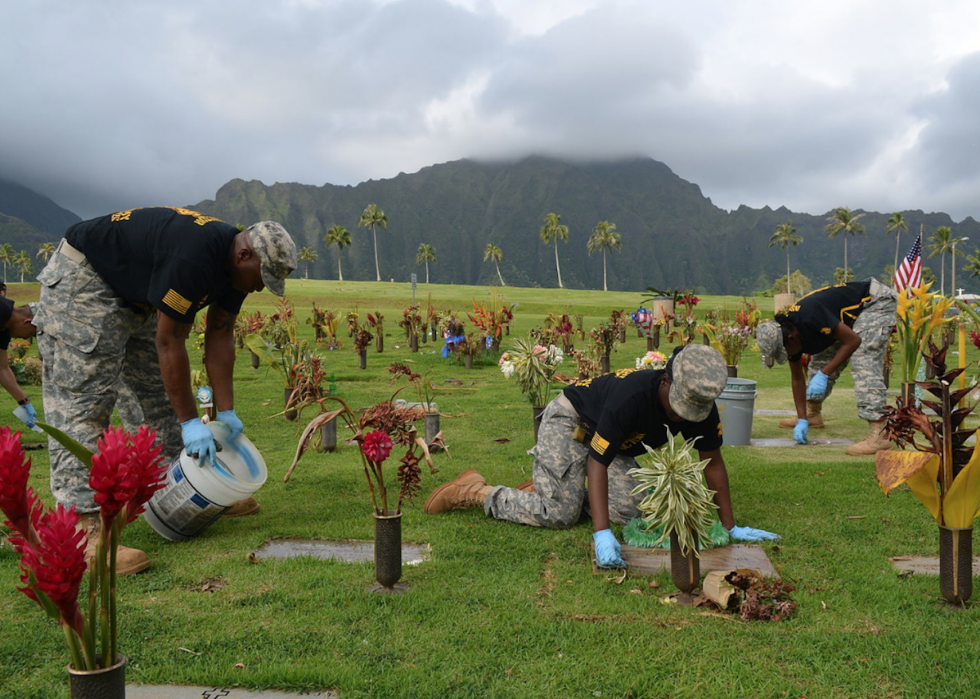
[0,427,33,538]
[361,430,393,463]
[5,488,44,553]
[89,426,165,529]
[122,426,167,524]
[18,503,87,639]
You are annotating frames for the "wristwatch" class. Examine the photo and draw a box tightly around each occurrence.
[17,397,30,406]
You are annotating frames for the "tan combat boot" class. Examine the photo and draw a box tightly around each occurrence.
[222,496,260,517]
[424,470,493,514]
[77,513,152,576]
[845,419,892,456]
[778,401,825,429]
[514,480,535,493]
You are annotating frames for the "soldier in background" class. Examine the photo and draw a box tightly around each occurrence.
[0,298,39,428]
[424,345,779,568]
[756,278,897,455]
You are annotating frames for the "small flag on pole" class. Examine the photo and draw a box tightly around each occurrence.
[894,228,923,295]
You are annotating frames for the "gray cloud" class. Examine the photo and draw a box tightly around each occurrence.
[1,0,979,222]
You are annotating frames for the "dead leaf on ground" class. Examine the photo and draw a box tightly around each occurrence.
[846,515,867,520]
[492,438,511,443]
[605,569,628,585]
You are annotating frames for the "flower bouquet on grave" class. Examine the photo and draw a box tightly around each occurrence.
[0,425,167,673]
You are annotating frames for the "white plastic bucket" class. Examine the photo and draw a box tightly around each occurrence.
[144,422,267,541]
[717,378,757,447]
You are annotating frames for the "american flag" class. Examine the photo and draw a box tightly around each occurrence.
[894,232,922,295]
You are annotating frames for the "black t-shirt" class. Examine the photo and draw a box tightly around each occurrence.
[784,281,872,360]
[0,329,9,351]
[65,207,246,323]
[562,368,724,467]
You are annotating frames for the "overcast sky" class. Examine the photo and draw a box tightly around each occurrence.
[2,0,980,222]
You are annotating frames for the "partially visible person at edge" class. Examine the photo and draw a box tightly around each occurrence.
[423,344,780,568]
[0,297,40,428]
[0,299,148,436]
[755,278,898,455]
[33,206,298,575]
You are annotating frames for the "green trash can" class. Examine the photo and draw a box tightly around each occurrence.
[717,378,757,446]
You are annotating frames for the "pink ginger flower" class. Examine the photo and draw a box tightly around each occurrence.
[361,430,394,463]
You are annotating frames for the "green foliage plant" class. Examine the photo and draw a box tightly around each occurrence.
[500,336,564,407]
[628,431,717,557]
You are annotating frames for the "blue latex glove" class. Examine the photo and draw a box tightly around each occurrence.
[593,528,628,568]
[728,525,781,542]
[793,418,809,444]
[16,403,38,429]
[806,371,829,400]
[181,418,217,466]
[217,409,244,440]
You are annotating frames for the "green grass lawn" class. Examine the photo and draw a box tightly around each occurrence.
[2,279,980,698]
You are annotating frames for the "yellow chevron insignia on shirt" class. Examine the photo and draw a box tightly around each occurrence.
[163,289,192,315]
[590,434,610,455]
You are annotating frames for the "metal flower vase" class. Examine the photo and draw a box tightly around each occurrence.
[939,525,973,605]
[669,530,700,605]
[425,411,441,449]
[284,386,298,421]
[67,654,127,699]
[371,510,408,593]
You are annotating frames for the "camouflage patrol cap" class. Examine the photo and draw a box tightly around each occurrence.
[669,345,728,422]
[246,221,298,296]
[756,321,788,367]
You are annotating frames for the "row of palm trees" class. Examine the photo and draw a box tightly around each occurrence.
[0,242,55,283]
[537,213,623,291]
[769,208,977,296]
[295,206,624,289]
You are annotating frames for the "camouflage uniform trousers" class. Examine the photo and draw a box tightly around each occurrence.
[484,395,644,528]
[806,278,898,421]
[34,249,182,514]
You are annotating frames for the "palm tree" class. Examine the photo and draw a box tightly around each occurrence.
[768,221,803,295]
[298,247,318,279]
[416,244,436,284]
[885,212,908,286]
[926,226,962,296]
[358,204,388,282]
[964,249,980,279]
[324,225,352,281]
[540,212,569,289]
[0,243,13,283]
[824,207,866,280]
[36,242,56,264]
[484,243,505,286]
[13,250,32,283]
[587,221,622,292]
